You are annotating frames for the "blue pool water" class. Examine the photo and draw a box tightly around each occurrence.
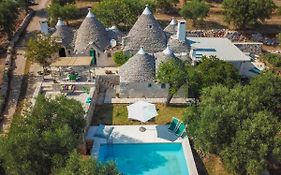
[98,143,189,175]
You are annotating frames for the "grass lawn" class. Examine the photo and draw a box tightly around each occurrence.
[91,104,188,125]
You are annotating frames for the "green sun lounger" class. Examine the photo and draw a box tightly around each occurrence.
[175,122,187,137]
[168,117,180,132]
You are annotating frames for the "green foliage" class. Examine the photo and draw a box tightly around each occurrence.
[154,0,179,12]
[0,0,19,38]
[179,0,210,26]
[25,34,59,68]
[16,0,29,12]
[186,72,281,175]
[221,111,280,175]
[157,59,188,104]
[0,95,86,174]
[93,0,153,28]
[197,56,240,88]
[262,53,281,68]
[113,51,130,65]
[223,0,276,29]
[57,150,120,175]
[47,3,79,26]
[188,56,240,98]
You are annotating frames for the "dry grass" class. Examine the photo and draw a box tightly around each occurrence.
[91,104,187,125]
[203,154,232,175]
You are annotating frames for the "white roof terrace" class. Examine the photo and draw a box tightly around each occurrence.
[187,37,251,62]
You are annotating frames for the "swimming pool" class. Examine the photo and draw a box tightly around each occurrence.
[98,143,189,175]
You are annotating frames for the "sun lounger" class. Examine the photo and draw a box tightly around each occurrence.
[174,122,187,137]
[168,117,180,132]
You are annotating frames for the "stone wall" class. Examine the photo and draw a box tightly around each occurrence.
[97,75,119,89]
[0,10,35,118]
[119,82,169,98]
[233,42,263,55]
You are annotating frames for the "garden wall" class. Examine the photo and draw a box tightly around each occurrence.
[0,10,35,119]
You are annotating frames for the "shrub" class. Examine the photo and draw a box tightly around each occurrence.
[113,51,129,65]
[261,53,281,67]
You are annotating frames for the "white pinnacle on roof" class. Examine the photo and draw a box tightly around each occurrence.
[169,18,177,25]
[137,47,146,55]
[56,18,65,27]
[163,46,174,55]
[142,5,152,15]
[86,8,95,18]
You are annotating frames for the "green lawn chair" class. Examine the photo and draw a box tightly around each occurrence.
[175,122,187,137]
[168,117,180,132]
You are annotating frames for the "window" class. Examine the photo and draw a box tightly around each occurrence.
[148,24,153,29]
[161,84,166,89]
[148,83,152,87]
[97,52,100,57]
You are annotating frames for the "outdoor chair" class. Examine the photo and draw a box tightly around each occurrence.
[174,122,187,137]
[168,117,180,132]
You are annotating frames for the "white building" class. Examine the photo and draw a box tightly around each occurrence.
[187,37,251,75]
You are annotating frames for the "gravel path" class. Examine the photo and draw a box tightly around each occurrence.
[0,0,49,134]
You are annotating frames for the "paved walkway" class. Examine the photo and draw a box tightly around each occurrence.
[0,0,49,134]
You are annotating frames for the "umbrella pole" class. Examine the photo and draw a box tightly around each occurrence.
[139,122,146,132]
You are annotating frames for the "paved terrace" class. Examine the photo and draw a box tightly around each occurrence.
[86,125,198,175]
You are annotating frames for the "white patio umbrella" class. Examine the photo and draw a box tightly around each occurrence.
[127,101,158,123]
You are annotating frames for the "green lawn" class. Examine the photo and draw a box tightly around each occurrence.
[91,104,188,125]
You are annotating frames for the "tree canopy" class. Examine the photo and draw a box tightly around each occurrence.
[47,3,79,26]
[93,0,154,29]
[112,51,130,66]
[179,0,210,26]
[154,0,179,13]
[0,95,86,174]
[223,0,276,29]
[261,53,281,68]
[25,34,59,68]
[157,59,188,104]
[186,72,281,175]
[188,56,240,98]
[57,150,120,175]
[0,0,19,38]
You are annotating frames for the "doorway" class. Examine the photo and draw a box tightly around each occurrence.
[59,48,66,57]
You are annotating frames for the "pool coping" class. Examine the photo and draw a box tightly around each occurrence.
[86,125,198,175]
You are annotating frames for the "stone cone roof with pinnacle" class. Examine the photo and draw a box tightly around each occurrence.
[123,6,167,54]
[155,46,177,71]
[167,37,189,53]
[74,8,110,53]
[51,19,74,48]
[119,48,155,82]
[164,18,178,36]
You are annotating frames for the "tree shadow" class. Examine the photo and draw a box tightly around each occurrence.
[189,141,209,175]
[91,104,114,125]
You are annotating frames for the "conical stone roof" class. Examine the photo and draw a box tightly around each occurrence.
[51,19,74,48]
[167,37,189,53]
[123,6,167,54]
[119,48,155,82]
[164,18,177,36]
[155,46,176,71]
[107,26,124,44]
[74,8,110,53]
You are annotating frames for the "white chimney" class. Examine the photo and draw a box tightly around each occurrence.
[176,20,186,42]
[39,19,48,35]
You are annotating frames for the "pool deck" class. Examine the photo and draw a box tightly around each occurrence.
[86,125,198,175]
